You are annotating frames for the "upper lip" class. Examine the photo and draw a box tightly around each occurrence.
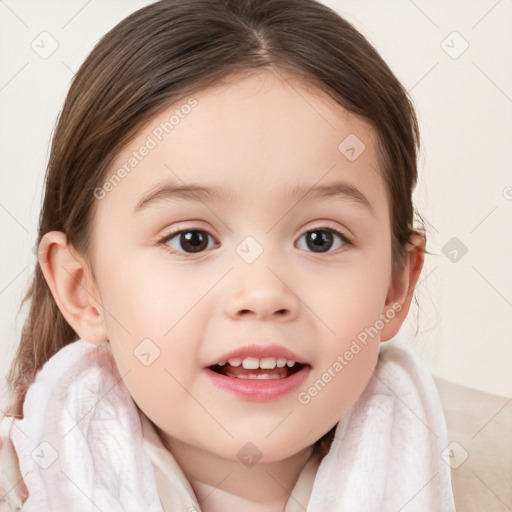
[205,343,309,367]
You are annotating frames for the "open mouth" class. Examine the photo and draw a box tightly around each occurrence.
[208,357,306,380]
[204,354,311,400]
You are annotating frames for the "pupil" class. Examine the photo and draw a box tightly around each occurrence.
[307,230,333,252]
[181,231,207,252]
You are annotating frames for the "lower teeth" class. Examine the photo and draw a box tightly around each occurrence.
[209,363,302,379]
[235,373,286,380]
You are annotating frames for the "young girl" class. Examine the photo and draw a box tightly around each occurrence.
[0,0,456,510]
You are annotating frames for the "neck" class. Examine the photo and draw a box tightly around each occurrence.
[160,434,315,512]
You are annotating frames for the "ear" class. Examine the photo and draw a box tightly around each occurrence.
[38,231,108,344]
[379,233,426,342]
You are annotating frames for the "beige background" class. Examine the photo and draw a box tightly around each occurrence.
[0,0,511,410]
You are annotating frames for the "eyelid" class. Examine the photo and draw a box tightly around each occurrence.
[297,221,354,246]
[158,220,217,241]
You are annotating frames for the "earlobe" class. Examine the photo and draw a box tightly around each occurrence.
[380,233,426,342]
[37,231,107,344]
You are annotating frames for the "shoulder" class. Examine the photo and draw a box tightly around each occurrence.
[433,376,512,511]
[0,415,28,510]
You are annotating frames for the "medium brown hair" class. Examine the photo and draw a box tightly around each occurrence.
[5,0,425,455]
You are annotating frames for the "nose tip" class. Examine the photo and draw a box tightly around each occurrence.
[224,264,300,322]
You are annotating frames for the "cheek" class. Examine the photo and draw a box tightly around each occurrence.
[107,330,200,435]
[298,339,380,439]
[98,253,193,337]
[296,295,382,424]
[98,263,203,405]
[296,254,390,422]
[304,261,390,347]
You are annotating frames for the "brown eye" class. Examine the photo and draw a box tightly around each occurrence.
[161,229,216,255]
[296,227,352,254]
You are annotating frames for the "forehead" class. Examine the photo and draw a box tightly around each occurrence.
[95,68,388,223]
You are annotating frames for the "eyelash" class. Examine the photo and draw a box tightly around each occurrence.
[157,225,354,258]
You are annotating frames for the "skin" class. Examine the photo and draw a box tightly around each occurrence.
[39,67,425,512]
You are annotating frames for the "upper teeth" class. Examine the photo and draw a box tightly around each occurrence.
[218,357,297,369]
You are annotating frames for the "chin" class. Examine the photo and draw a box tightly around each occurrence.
[222,436,315,466]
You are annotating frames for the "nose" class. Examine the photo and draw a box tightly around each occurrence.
[224,253,301,322]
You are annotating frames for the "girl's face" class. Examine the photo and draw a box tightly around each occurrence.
[89,68,404,463]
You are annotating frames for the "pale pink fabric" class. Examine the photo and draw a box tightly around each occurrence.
[6,339,456,511]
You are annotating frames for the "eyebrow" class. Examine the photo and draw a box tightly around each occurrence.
[133,179,375,216]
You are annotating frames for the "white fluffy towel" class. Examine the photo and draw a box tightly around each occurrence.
[5,339,456,511]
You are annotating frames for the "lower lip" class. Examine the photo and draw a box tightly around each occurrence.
[204,365,310,401]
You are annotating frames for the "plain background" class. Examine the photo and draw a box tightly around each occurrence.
[0,0,511,411]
